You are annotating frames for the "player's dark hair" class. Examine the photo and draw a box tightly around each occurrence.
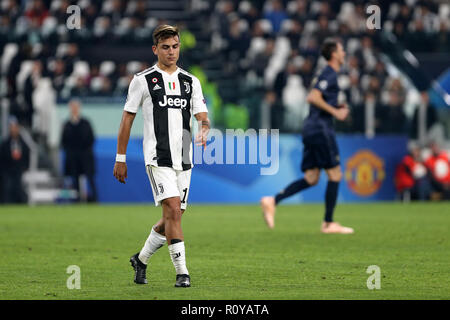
[321,38,339,61]
[152,25,179,45]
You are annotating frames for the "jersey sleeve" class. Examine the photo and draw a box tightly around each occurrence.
[191,77,208,115]
[123,75,143,113]
[313,71,331,94]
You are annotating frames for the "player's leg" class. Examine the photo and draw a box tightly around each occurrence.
[322,165,354,234]
[162,196,184,243]
[152,207,185,235]
[140,166,190,273]
[261,168,319,229]
[275,168,320,203]
[261,135,320,229]
[135,211,187,284]
[130,166,180,284]
[324,165,342,223]
[137,220,167,266]
[169,169,192,287]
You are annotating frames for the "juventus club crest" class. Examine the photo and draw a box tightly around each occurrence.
[183,81,190,94]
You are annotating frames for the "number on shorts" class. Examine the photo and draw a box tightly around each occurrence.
[181,188,188,204]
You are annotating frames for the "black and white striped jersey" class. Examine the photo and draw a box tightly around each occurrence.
[124,64,208,171]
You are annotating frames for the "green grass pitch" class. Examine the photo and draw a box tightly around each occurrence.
[0,202,449,300]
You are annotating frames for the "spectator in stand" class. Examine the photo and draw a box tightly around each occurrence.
[263,0,288,34]
[0,117,30,204]
[212,0,235,38]
[260,90,284,130]
[93,16,113,43]
[424,142,450,200]
[226,18,251,60]
[314,15,332,45]
[49,59,67,94]
[298,56,314,88]
[394,143,431,201]
[61,100,97,202]
[32,76,56,148]
[366,76,382,102]
[436,21,450,52]
[394,3,412,30]
[104,0,125,26]
[376,77,407,134]
[346,71,364,107]
[376,89,408,134]
[288,0,309,24]
[355,36,377,73]
[336,23,352,46]
[0,0,21,25]
[128,0,148,25]
[409,91,438,140]
[51,0,71,25]
[70,76,89,97]
[312,1,335,20]
[370,61,388,87]
[20,60,43,129]
[393,20,407,43]
[300,37,319,58]
[251,37,275,78]
[406,19,436,52]
[24,0,49,27]
[62,43,79,76]
[6,43,32,99]
[343,2,367,33]
[285,19,302,51]
[239,1,260,30]
[84,2,99,28]
[273,58,300,99]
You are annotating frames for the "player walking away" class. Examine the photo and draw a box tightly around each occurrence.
[260,38,354,234]
[113,25,210,287]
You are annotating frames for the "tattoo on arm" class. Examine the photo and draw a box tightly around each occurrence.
[201,120,210,128]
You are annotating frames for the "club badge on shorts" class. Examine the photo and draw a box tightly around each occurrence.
[158,183,164,194]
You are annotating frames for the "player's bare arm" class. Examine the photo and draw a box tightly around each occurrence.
[306,88,349,121]
[194,112,210,147]
[113,111,136,184]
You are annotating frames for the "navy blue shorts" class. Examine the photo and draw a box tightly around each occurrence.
[301,132,340,172]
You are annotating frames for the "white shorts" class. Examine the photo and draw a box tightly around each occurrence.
[146,165,191,210]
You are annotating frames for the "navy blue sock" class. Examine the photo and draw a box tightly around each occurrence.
[275,179,311,204]
[325,181,339,222]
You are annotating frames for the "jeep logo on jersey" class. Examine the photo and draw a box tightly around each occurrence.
[159,95,188,109]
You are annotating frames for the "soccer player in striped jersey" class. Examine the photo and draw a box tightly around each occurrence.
[113,25,210,287]
[261,38,354,234]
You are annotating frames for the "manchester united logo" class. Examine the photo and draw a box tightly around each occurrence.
[345,150,385,196]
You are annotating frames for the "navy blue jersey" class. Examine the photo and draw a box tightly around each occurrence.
[302,65,340,136]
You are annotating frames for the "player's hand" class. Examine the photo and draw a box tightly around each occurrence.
[113,162,127,184]
[195,121,209,148]
[195,128,209,148]
[334,105,349,121]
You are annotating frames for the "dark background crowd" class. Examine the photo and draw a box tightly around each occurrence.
[0,0,449,203]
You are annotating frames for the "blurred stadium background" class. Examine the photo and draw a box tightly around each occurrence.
[0,0,450,205]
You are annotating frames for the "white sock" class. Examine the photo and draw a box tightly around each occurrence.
[138,228,166,265]
[168,242,189,275]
